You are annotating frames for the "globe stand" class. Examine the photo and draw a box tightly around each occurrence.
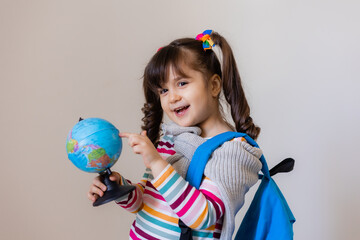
[93,168,135,207]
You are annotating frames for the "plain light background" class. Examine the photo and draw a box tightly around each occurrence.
[1,0,359,239]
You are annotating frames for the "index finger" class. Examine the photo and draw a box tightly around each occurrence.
[119,132,133,138]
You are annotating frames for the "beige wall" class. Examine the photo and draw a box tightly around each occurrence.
[1,0,359,239]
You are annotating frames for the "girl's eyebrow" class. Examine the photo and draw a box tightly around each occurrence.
[173,75,188,81]
[167,76,183,83]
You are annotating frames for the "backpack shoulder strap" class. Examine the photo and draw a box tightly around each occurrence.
[186,131,269,189]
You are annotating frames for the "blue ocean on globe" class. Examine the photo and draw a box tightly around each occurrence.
[66,118,122,173]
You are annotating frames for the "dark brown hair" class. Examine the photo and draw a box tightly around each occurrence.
[142,31,260,145]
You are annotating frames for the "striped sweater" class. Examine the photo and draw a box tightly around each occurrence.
[115,135,225,239]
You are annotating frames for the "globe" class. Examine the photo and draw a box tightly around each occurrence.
[66,118,122,173]
[66,117,135,206]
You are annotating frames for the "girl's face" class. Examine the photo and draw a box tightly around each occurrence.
[158,63,221,133]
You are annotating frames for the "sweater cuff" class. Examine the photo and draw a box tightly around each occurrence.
[114,175,133,203]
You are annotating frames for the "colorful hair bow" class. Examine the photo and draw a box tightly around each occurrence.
[195,30,215,51]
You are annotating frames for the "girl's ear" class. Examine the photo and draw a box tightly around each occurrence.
[210,74,222,97]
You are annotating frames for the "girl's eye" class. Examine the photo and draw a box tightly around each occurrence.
[159,88,168,95]
[178,82,188,87]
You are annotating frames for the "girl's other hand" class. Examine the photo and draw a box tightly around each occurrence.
[87,172,121,203]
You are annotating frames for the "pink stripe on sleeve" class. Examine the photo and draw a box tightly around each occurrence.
[157,148,176,155]
[177,189,200,217]
[201,189,225,213]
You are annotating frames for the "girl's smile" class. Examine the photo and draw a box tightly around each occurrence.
[173,105,190,117]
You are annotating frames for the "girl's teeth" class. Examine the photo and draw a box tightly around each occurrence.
[176,107,184,113]
[175,106,189,113]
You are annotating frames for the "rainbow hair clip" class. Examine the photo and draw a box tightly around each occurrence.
[195,30,215,51]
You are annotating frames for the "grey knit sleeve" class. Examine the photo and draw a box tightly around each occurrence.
[204,140,262,239]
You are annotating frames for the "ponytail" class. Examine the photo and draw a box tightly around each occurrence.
[211,32,261,140]
[141,101,163,147]
[142,63,163,146]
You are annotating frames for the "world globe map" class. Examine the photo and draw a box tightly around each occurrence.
[66,118,122,173]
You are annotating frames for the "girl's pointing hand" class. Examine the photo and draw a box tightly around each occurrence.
[120,131,168,177]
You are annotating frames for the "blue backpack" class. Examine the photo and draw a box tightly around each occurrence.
[179,131,295,240]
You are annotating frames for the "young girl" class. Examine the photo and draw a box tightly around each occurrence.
[88,30,263,239]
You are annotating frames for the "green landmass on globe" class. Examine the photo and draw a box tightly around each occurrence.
[66,139,78,153]
[85,146,113,168]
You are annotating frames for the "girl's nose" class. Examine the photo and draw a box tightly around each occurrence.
[169,91,181,103]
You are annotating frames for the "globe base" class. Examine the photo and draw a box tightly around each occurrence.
[93,169,135,207]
